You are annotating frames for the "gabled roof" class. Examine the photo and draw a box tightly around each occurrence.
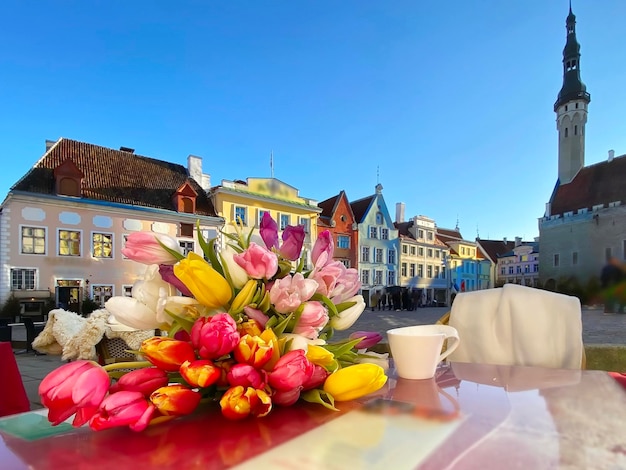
[476,239,516,263]
[318,190,356,223]
[394,220,413,238]
[550,154,626,215]
[437,227,466,243]
[11,138,217,216]
[349,194,375,223]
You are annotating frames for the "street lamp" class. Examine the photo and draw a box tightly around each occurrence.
[443,255,451,307]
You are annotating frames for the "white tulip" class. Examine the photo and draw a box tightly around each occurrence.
[330,295,366,330]
[105,296,160,330]
[132,265,175,311]
[220,246,250,289]
[357,350,390,372]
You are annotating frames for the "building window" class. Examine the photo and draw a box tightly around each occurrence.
[387,270,395,286]
[92,285,113,307]
[572,251,578,265]
[501,267,506,275]
[376,212,383,225]
[427,232,433,241]
[553,254,560,267]
[509,266,514,274]
[564,127,568,138]
[524,264,530,273]
[59,230,81,256]
[235,206,247,225]
[427,265,433,278]
[401,263,407,277]
[435,250,440,259]
[369,227,378,239]
[375,248,383,263]
[180,223,194,238]
[418,247,424,256]
[418,264,423,277]
[409,264,416,277]
[427,248,433,258]
[534,264,539,272]
[340,259,350,268]
[381,228,389,240]
[373,270,383,285]
[461,247,465,255]
[410,246,416,256]
[280,214,290,230]
[338,235,350,249]
[434,266,440,278]
[605,247,612,261]
[388,249,396,264]
[516,266,522,274]
[402,245,408,254]
[574,125,578,135]
[11,268,36,290]
[92,233,113,258]
[361,269,369,285]
[21,226,46,255]
[299,217,309,233]
[123,285,133,297]
[179,241,194,256]
[361,246,370,263]
[417,230,424,239]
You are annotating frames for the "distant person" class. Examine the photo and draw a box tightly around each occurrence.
[379,294,386,311]
[601,257,625,313]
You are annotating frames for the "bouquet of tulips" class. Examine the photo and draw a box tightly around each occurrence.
[39,213,388,432]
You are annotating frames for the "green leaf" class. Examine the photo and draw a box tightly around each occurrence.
[204,238,225,277]
[164,308,196,333]
[156,238,185,262]
[311,293,339,317]
[272,313,293,336]
[301,389,338,411]
[335,300,357,313]
[295,254,305,273]
[323,338,363,358]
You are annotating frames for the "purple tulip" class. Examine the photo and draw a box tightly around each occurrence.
[349,331,383,349]
[158,264,193,297]
[280,225,305,260]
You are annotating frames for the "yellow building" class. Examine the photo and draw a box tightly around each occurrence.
[209,178,321,267]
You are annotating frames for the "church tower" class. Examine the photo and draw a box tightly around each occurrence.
[554,4,590,185]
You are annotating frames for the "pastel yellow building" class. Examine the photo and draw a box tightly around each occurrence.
[209,178,321,267]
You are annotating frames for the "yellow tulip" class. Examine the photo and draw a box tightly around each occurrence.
[323,364,387,402]
[306,345,335,367]
[173,252,232,309]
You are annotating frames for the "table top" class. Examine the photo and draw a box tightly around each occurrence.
[1,362,625,469]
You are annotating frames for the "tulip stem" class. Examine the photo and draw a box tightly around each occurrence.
[102,361,153,372]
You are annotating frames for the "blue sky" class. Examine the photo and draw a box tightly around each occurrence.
[2,1,625,241]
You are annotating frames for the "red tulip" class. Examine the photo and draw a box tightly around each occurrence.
[272,387,302,407]
[109,368,169,397]
[227,364,266,389]
[140,337,196,371]
[150,384,201,417]
[268,350,314,392]
[191,313,240,360]
[180,360,221,388]
[219,386,272,420]
[39,360,110,427]
[233,334,274,368]
[302,364,330,391]
[89,391,155,432]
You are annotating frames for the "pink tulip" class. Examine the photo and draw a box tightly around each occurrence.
[234,242,279,280]
[158,264,193,296]
[349,331,383,350]
[302,365,330,391]
[269,272,318,314]
[312,230,334,267]
[121,232,183,265]
[310,260,361,304]
[260,212,279,250]
[280,225,305,261]
[89,391,155,432]
[293,301,329,339]
[109,368,169,397]
[39,360,110,427]
[269,350,314,392]
[243,305,269,328]
[272,387,302,406]
[191,313,240,360]
[227,364,267,389]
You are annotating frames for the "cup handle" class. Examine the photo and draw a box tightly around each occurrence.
[438,332,460,363]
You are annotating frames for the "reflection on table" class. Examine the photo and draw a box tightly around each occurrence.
[1,362,625,469]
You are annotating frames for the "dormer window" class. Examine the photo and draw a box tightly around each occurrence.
[53,158,83,197]
[173,181,198,214]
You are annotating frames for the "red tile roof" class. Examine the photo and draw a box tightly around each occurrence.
[476,239,516,262]
[550,154,626,215]
[11,138,216,216]
[350,195,375,223]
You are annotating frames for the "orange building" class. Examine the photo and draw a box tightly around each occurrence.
[317,191,358,269]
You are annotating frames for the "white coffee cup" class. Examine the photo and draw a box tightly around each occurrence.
[387,324,460,380]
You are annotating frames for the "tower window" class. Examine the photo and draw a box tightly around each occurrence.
[564,127,568,138]
[575,103,579,109]
[565,105,568,111]
[574,125,578,135]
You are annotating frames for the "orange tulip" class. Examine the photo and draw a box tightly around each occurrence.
[150,384,201,417]
[140,337,196,372]
[219,386,272,420]
[180,360,221,388]
[233,334,274,368]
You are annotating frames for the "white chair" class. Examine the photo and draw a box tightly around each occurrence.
[446,284,585,370]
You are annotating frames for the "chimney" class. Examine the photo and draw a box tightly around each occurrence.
[45,139,56,152]
[503,237,507,245]
[395,202,405,224]
[119,146,135,153]
[515,236,522,247]
[608,149,615,162]
[188,155,211,192]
